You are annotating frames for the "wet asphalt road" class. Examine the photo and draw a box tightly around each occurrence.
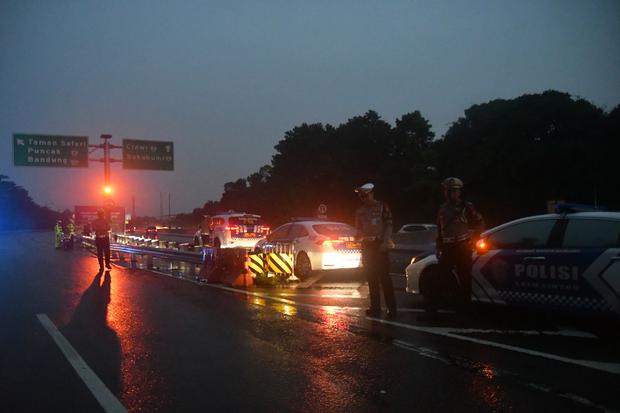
[1,232,619,413]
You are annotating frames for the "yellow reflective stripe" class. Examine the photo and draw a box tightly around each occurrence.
[273,253,293,273]
[282,253,294,268]
[248,261,264,274]
[249,254,264,266]
[268,253,285,272]
[268,253,293,274]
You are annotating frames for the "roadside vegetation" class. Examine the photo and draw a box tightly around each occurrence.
[0,175,65,230]
[177,90,619,228]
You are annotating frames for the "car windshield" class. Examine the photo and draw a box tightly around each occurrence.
[312,223,357,237]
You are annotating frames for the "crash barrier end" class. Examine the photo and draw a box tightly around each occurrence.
[198,248,254,287]
[246,250,296,285]
[223,249,254,288]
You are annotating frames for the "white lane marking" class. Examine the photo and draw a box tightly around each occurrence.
[393,339,452,364]
[36,314,128,413]
[127,266,617,375]
[429,327,598,339]
[393,339,614,412]
[367,316,620,376]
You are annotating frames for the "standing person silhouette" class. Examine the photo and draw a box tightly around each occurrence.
[92,209,112,270]
[354,183,397,320]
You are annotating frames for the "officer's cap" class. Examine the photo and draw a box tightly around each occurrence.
[354,183,374,194]
[442,177,464,189]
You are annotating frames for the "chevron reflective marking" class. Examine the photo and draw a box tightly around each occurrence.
[248,253,265,276]
[267,252,293,274]
[582,248,620,316]
[602,261,620,295]
[472,250,506,304]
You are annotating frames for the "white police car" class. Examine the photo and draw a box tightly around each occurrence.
[254,219,361,280]
[406,212,620,316]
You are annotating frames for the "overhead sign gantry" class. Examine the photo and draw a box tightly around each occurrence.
[12,132,174,219]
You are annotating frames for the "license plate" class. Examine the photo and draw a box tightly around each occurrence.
[244,233,256,238]
[345,241,360,249]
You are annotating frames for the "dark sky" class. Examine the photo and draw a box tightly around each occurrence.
[2,0,619,217]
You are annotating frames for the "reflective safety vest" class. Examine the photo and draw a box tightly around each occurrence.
[437,201,484,246]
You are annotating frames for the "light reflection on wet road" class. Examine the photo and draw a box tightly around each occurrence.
[2,232,619,412]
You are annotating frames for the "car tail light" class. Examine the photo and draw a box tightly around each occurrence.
[262,226,270,233]
[316,239,344,247]
[475,238,489,254]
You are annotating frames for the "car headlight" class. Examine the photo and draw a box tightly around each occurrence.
[410,256,416,265]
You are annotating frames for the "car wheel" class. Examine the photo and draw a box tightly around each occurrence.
[419,265,440,301]
[294,252,312,280]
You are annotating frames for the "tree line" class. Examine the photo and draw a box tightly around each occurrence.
[175,90,620,229]
[0,175,66,230]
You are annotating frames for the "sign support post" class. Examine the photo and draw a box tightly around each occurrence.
[89,134,122,209]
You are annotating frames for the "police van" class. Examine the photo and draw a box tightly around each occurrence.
[405,212,620,317]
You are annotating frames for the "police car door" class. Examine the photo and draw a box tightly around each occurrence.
[472,218,560,306]
[554,217,620,316]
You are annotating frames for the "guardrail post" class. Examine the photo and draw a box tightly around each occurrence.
[130,253,137,268]
[146,254,153,270]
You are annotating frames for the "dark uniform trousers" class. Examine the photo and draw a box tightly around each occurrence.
[438,240,472,303]
[362,240,396,312]
[95,236,111,269]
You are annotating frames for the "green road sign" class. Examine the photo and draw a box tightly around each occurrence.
[13,134,89,168]
[122,139,174,170]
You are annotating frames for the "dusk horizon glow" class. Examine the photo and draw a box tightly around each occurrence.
[2,0,619,216]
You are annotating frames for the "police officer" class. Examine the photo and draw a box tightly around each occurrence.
[92,209,112,270]
[66,219,75,237]
[66,219,76,248]
[54,220,63,249]
[354,183,397,319]
[194,225,204,247]
[436,177,484,308]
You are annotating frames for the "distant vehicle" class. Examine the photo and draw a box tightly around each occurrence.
[405,212,620,317]
[199,212,269,249]
[144,226,158,239]
[397,223,437,233]
[254,219,362,280]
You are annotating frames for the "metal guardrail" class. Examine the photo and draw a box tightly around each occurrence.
[80,234,208,273]
[79,233,423,284]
